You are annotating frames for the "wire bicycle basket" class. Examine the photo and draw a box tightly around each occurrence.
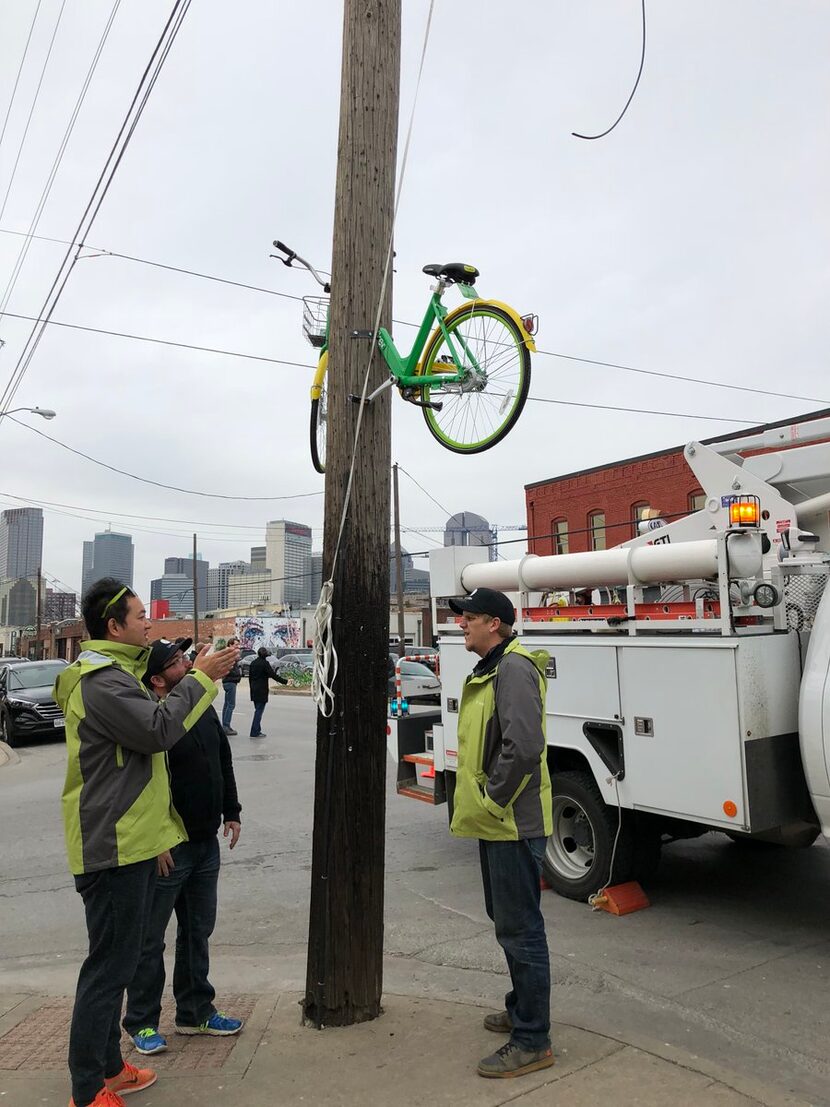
[302,296,329,348]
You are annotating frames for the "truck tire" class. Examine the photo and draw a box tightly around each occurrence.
[543,770,634,901]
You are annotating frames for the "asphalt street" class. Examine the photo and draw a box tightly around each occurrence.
[2,692,829,1104]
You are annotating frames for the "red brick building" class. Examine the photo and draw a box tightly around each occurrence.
[525,408,830,556]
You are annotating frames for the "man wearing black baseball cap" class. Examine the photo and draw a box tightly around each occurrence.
[124,638,243,1055]
[447,588,553,1079]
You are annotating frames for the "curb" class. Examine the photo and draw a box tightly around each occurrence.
[0,740,20,768]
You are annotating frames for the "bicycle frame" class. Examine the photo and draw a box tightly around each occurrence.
[377,285,479,388]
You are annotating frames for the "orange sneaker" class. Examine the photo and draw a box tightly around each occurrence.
[69,1088,126,1106]
[104,1061,157,1096]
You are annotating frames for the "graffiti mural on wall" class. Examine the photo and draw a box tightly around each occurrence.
[232,616,301,654]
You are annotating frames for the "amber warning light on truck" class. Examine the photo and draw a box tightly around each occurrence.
[728,495,760,527]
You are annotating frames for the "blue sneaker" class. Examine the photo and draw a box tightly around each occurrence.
[175,1011,243,1036]
[132,1026,168,1054]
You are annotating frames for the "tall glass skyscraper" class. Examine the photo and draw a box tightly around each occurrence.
[81,530,134,596]
[0,508,44,627]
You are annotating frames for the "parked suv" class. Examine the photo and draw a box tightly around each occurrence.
[0,659,68,747]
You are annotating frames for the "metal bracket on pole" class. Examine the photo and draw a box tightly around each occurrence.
[349,377,395,405]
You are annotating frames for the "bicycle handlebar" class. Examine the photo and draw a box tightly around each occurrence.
[271,237,330,290]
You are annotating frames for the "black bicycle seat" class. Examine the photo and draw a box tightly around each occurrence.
[422,262,480,284]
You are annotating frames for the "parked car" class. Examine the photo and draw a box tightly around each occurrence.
[239,651,261,677]
[272,651,313,674]
[0,659,69,747]
[0,657,29,670]
[388,656,441,704]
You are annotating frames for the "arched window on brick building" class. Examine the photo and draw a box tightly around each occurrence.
[552,517,569,555]
[688,489,706,512]
[588,510,606,551]
[631,501,651,538]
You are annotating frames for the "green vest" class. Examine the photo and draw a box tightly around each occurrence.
[451,637,552,841]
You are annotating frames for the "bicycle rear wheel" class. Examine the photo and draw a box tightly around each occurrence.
[310,350,328,474]
[416,304,531,453]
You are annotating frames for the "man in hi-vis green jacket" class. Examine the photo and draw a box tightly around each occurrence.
[448,587,553,1080]
[54,578,238,1107]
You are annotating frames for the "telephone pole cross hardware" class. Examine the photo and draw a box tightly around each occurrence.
[302,0,401,1029]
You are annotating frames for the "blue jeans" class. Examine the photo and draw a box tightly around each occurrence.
[250,701,266,736]
[221,681,237,729]
[124,838,220,1034]
[479,837,550,1050]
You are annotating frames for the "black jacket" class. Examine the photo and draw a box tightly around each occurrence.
[248,656,286,703]
[167,704,242,841]
[223,659,242,685]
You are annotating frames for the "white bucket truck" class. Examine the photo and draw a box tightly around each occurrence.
[390,418,830,900]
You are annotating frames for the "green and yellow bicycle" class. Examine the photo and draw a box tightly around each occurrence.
[271,239,537,474]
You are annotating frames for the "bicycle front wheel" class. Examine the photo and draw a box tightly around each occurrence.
[416,304,531,453]
[310,349,328,474]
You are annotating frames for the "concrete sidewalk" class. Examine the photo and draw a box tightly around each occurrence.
[0,990,813,1107]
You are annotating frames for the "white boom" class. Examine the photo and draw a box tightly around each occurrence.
[460,533,762,594]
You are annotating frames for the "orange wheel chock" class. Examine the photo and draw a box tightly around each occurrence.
[590,881,650,916]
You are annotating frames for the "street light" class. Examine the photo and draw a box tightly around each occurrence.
[0,406,57,420]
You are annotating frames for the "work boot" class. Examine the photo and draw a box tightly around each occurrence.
[483,1009,512,1033]
[477,1040,554,1079]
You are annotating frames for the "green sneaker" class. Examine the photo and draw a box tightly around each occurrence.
[477,1040,554,1079]
[483,1010,512,1033]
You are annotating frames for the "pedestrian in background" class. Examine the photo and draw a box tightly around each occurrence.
[248,647,286,738]
[447,587,553,1080]
[124,637,244,1055]
[55,579,238,1107]
[221,637,242,736]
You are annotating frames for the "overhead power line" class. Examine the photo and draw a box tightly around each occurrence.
[527,395,757,424]
[0,307,804,426]
[0,310,313,369]
[0,0,193,418]
[0,228,305,301]
[0,0,44,153]
[0,0,67,224]
[0,1,123,319]
[572,0,647,140]
[2,230,825,409]
[0,490,271,530]
[533,348,827,406]
[396,462,454,518]
[3,415,324,500]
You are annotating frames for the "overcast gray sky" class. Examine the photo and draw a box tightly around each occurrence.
[0,0,828,601]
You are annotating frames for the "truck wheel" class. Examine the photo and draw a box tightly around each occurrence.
[543,770,633,901]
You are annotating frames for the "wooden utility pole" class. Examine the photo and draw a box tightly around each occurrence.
[303,0,400,1028]
[192,534,198,645]
[392,463,407,656]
